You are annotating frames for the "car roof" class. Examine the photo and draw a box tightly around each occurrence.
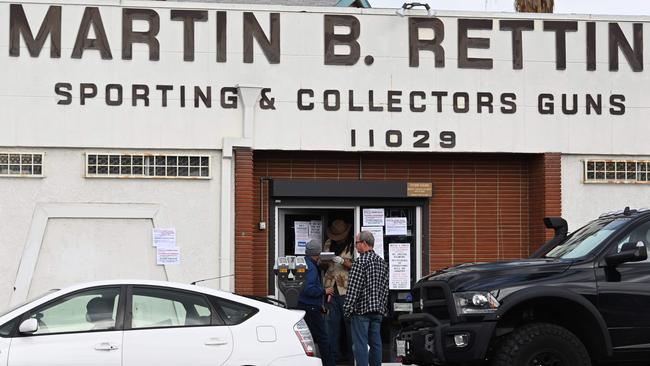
[1,279,280,321]
[52,279,259,305]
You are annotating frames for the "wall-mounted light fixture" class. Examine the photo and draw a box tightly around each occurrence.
[396,2,433,17]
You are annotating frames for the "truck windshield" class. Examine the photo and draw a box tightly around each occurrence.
[545,217,631,259]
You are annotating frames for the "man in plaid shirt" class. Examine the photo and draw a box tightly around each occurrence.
[343,230,389,366]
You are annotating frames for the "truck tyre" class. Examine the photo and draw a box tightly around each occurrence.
[491,322,591,366]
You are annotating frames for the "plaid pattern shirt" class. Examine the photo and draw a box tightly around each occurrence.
[343,249,389,318]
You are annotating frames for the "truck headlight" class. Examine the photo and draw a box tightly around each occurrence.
[453,291,500,315]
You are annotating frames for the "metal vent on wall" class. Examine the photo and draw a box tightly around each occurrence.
[86,153,210,179]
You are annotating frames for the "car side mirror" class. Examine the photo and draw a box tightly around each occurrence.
[605,243,648,267]
[18,318,38,334]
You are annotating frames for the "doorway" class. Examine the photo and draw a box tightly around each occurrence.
[277,208,355,257]
[273,201,425,363]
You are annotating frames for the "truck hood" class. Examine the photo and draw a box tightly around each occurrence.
[422,258,574,292]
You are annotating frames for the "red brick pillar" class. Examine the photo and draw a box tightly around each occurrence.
[234,148,256,295]
[528,153,562,254]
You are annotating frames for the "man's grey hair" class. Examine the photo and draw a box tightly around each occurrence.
[359,230,375,247]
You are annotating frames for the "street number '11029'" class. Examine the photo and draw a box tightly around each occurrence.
[351,129,456,149]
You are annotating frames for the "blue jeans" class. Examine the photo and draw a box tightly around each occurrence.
[297,303,335,366]
[351,314,383,366]
[325,295,352,361]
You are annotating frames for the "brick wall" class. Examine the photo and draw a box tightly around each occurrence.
[234,148,257,295]
[234,151,561,295]
[528,153,562,253]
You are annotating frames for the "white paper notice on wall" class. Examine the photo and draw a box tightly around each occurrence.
[153,228,176,248]
[389,243,411,290]
[385,217,407,236]
[361,226,385,259]
[157,247,180,265]
[362,208,385,226]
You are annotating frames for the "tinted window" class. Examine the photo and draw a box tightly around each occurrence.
[131,287,213,329]
[614,221,650,263]
[0,318,17,337]
[25,287,120,335]
[545,218,631,259]
[212,297,258,325]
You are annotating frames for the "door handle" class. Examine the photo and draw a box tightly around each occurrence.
[204,338,229,346]
[94,342,119,351]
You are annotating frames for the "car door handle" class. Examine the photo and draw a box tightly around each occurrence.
[94,342,119,351]
[204,338,229,346]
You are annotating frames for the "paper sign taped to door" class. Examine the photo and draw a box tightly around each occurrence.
[389,243,411,290]
[361,226,384,259]
[309,220,322,240]
[295,239,307,255]
[362,208,385,226]
[385,218,407,236]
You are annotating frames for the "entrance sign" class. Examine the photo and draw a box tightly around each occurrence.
[407,183,433,197]
[389,243,411,290]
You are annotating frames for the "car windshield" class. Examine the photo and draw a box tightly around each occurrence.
[545,217,631,259]
[0,289,58,318]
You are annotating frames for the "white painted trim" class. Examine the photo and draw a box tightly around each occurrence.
[10,202,176,306]
[416,206,423,281]
[216,86,261,291]
[236,85,262,140]
[219,156,234,292]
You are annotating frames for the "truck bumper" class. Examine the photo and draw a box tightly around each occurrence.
[397,317,497,365]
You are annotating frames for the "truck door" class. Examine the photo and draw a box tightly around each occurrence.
[596,219,650,354]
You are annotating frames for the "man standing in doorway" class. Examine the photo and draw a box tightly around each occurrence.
[343,231,389,366]
[298,239,335,366]
[322,219,354,364]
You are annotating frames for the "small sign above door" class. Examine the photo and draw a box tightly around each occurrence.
[407,183,432,197]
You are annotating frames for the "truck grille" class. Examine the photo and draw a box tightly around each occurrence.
[411,280,457,323]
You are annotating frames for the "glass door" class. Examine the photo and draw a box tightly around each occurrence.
[360,205,419,362]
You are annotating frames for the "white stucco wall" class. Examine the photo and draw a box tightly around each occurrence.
[0,147,222,309]
[562,154,650,231]
[3,0,650,309]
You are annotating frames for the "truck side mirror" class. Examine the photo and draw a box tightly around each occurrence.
[605,242,648,267]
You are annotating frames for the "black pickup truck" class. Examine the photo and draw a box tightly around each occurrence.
[397,207,650,366]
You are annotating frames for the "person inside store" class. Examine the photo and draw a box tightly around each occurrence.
[321,219,355,364]
[297,239,335,366]
[343,231,390,366]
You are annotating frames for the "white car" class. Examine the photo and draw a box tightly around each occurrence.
[0,280,322,366]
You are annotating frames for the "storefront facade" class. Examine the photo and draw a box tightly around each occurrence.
[1,0,649,339]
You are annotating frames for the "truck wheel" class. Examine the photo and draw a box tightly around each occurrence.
[491,322,591,366]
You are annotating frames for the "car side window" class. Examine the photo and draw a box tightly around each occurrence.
[211,297,258,325]
[615,221,650,263]
[24,287,121,335]
[0,319,17,337]
[131,287,214,329]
